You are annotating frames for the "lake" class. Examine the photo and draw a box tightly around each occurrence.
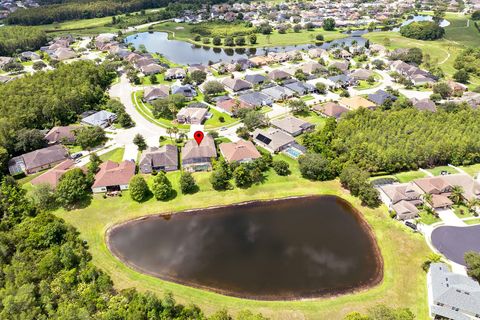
[124,32,366,65]
[107,196,382,299]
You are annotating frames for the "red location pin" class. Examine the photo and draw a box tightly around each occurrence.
[193,131,204,146]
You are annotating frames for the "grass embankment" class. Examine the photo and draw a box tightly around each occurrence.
[54,156,432,320]
[363,12,480,89]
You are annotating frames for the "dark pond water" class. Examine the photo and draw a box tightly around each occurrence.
[124,32,366,65]
[431,225,480,266]
[108,196,382,299]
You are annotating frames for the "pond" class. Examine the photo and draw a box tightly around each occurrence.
[431,225,480,266]
[392,15,450,31]
[124,32,367,65]
[107,196,382,299]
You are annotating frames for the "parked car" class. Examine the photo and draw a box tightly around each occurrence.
[71,152,84,160]
[405,221,417,231]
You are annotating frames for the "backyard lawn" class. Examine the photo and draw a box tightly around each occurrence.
[54,154,432,320]
[458,163,480,177]
[427,166,459,176]
[204,107,238,129]
[370,170,427,184]
[416,211,441,225]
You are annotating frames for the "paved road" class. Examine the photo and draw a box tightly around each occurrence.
[431,225,480,266]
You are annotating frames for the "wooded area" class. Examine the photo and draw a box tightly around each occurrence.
[0,26,48,56]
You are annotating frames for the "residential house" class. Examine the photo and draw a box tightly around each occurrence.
[138,145,178,173]
[390,60,436,86]
[165,68,186,80]
[349,68,374,81]
[268,69,291,81]
[329,60,349,73]
[30,159,76,189]
[327,74,357,89]
[222,77,253,92]
[0,57,14,68]
[411,98,437,112]
[219,140,261,163]
[143,85,170,102]
[271,116,315,136]
[238,91,273,107]
[44,126,77,145]
[21,51,40,61]
[459,92,480,109]
[262,85,295,101]
[299,61,326,74]
[81,110,117,128]
[252,128,295,153]
[248,56,272,67]
[283,80,316,95]
[52,47,76,61]
[368,89,397,106]
[187,64,210,74]
[91,160,136,193]
[181,135,217,172]
[172,84,197,98]
[313,102,349,119]
[339,96,376,110]
[176,107,208,124]
[307,48,329,59]
[141,64,163,75]
[216,98,252,116]
[427,263,480,320]
[379,183,423,220]
[245,73,267,85]
[8,145,69,175]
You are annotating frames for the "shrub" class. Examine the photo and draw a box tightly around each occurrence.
[272,160,290,176]
[129,175,149,202]
[180,171,197,194]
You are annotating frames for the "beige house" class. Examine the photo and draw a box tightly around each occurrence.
[219,140,261,163]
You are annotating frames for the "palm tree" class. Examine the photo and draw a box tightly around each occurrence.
[450,185,464,205]
[422,193,433,205]
[466,198,479,214]
[171,126,179,140]
[166,127,173,141]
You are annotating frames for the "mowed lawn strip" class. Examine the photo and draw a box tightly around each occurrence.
[55,157,432,320]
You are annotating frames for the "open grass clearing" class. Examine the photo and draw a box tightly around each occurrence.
[427,166,459,176]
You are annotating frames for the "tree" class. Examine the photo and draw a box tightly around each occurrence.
[129,175,149,202]
[14,128,46,154]
[210,159,232,190]
[203,80,225,95]
[449,185,464,205]
[248,34,257,45]
[233,164,259,188]
[56,169,90,209]
[235,36,246,46]
[339,164,370,196]
[272,160,290,176]
[315,34,324,41]
[224,36,234,47]
[151,94,186,119]
[240,109,267,130]
[298,153,334,181]
[287,99,309,114]
[372,59,385,70]
[212,36,222,46]
[453,69,469,84]
[294,69,307,81]
[0,147,8,174]
[315,82,327,94]
[30,183,57,211]
[74,126,106,150]
[358,183,381,208]
[117,112,134,128]
[433,82,452,99]
[133,133,147,151]
[323,18,336,31]
[190,70,207,85]
[32,61,47,70]
[236,126,250,140]
[293,24,302,33]
[400,21,445,40]
[465,251,480,283]
[152,171,173,200]
[472,10,480,20]
[180,171,197,194]
[257,23,273,35]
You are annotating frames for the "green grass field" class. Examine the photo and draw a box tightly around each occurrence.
[370,170,427,184]
[427,166,459,176]
[53,154,432,320]
[100,148,125,162]
[458,163,480,177]
[204,107,238,129]
[465,218,480,225]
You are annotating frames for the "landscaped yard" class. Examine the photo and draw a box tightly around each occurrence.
[465,218,480,225]
[296,110,327,129]
[100,147,125,162]
[427,166,459,176]
[54,154,432,319]
[204,107,238,130]
[452,204,475,219]
[416,210,441,225]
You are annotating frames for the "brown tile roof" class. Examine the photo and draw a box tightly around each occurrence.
[30,159,76,188]
[22,145,69,171]
[219,140,261,163]
[339,96,376,110]
[44,126,78,144]
[181,135,217,162]
[216,98,251,114]
[313,102,349,119]
[92,160,136,188]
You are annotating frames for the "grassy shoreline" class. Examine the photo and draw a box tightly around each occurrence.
[54,160,432,319]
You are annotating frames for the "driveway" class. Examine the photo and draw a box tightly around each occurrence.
[436,209,466,226]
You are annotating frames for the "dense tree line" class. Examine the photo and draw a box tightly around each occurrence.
[303,108,480,174]
[400,21,445,40]
[344,305,414,320]
[0,176,267,319]
[0,61,114,157]
[6,0,229,25]
[454,48,480,78]
[0,26,48,56]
